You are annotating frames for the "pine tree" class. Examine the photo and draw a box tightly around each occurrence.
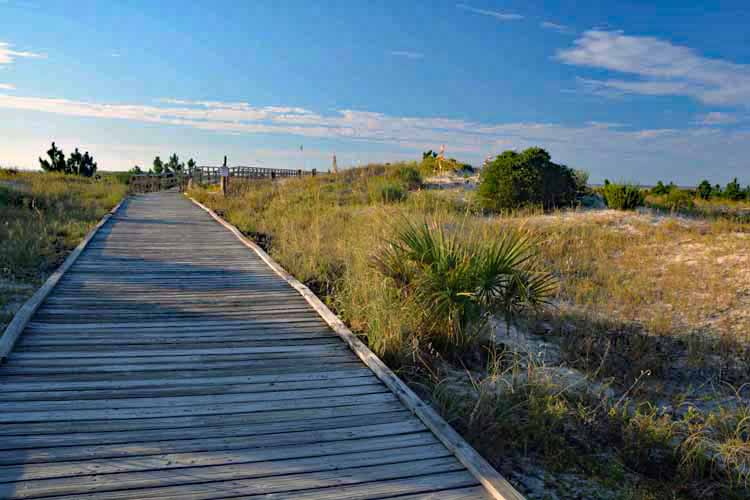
[39,142,66,173]
[697,180,712,200]
[152,156,164,175]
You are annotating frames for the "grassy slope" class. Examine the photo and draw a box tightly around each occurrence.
[0,169,127,329]
[190,165,750,499]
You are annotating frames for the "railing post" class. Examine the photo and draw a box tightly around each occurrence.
[220,156,229,196]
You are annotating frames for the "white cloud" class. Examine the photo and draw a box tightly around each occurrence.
[557,30,750,106]
[0,83,15,90]
[3,93,750,183]
[695,111,740,126]
[110,53,121,58]
[390,50,424,60]
[457,4,523,21]
[541,21,572,34]
[0,41,45,65]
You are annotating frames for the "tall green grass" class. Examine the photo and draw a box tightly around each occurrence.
[0,169,126,281]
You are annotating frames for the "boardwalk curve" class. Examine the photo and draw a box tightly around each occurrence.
[0,191,519,499]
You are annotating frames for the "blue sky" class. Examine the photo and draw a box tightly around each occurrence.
[1,0,749,183]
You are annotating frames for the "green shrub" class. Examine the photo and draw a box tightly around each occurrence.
[602,183,645,210]
[572,169,591,196]
[724,178,745,201]
[665,189,695,211]
[697,180,712,200]
[478,147,577,211]
[651,181,670,196]
[369,180,407,203]
[389,165,423,190]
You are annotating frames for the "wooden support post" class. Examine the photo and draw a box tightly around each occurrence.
[220,156,229,196]
[312,168,317,177]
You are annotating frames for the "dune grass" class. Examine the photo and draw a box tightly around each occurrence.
[191,166,749,498]
[0,168,126,329]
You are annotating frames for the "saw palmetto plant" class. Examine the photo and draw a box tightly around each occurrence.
[373,219,557,354]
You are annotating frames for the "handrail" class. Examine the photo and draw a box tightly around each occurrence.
[128,174,186,194]
[128,164,318,192]
[191,165,317,186]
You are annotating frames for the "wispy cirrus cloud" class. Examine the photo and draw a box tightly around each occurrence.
[695,111,740,126]
[390,50,424,60]
[557,30,750,106]
[0,83,15,90]
[0,41,45,65]
[4,93,750,182]
[2,92,750,180]
[540,21,572,34]
[457,3,523,21]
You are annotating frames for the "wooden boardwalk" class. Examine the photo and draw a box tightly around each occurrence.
[0,192,505,499]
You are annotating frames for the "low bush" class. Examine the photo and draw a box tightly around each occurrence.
[369,180,407,203]
[478,147,578,211]
[602,183,645,210]
[665,189,695,211]
[389,165,423,190]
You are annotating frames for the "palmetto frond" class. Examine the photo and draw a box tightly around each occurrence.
[372,219,557,352]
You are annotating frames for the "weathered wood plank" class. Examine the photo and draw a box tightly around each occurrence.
[1,457,465,500]
[0,367,372,393]
[0,372,376,401]
[0,392,398,423]
[3,443,452,498]
[0,383,387,412]
[0,402,407,438]
[0,421,427,464]
[0,434,437,484]
[0,409,410,451]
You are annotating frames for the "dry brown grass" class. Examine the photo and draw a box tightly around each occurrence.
[189,167,750,498]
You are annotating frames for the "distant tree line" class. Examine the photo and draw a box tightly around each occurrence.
[39,142,98,177]
[130,154,197,176]
[651,178,750,201]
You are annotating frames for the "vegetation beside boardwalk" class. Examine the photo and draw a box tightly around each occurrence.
[190,159,750,499]
[2,146,748,497]
[0,167,126,329]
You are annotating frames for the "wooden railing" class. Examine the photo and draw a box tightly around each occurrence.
[128,174,186,194]
[192,166,315,185]
[128,164,318,194]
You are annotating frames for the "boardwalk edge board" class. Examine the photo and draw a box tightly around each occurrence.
[189,195,524,500]
[0,198,128,363]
